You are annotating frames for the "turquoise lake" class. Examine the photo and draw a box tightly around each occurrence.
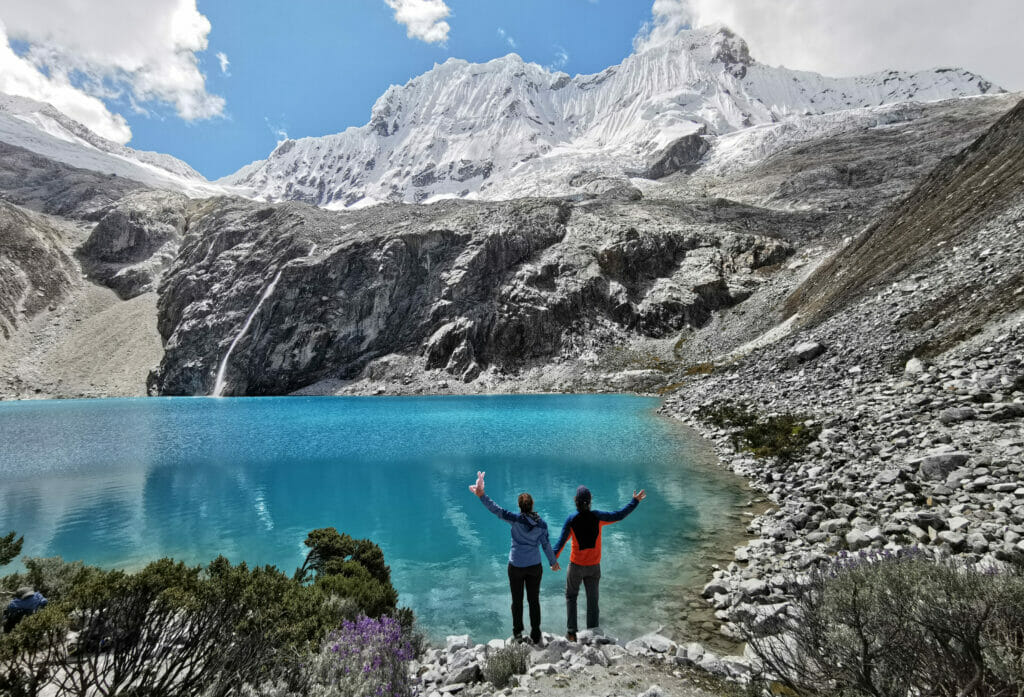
[0,394,745,642]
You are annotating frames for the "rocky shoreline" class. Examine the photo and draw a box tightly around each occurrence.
[405,312,1023,696]
[659,317,1024,654]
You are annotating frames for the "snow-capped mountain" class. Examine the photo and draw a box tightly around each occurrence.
[222,26,999,208]
[0,93,226,197]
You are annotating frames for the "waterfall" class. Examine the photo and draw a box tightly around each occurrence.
[211,244,318,397]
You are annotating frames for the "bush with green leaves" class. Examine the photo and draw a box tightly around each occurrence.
[1,531,23,567]
[482,642,530,688]
[296,528,400,618]
[696,401,820,462]
[746,549,1024,697]
[0,529,418,697]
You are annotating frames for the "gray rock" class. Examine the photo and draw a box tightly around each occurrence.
[446,635,471,653]
[912,451,971,480]
[845,529,872,550]
[738,578,768,597]
[905,357,926,374]
[938,407,976,424]
[787,341,827,367]
[990,403,1024,421]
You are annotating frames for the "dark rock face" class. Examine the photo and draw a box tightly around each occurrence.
[78,191,189,299]
[0,202,76,339]
[150,196,794,396]
[0,141,143,220]
[642,132,711,179]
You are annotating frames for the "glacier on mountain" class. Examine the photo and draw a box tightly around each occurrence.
[0,93,229,197]
[221,26,999,208]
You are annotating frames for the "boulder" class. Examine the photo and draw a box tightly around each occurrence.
[446,635,471,653]
[911,450,970,480]
[990,403,1024,421]
[846,529,872,550]
[905,357,926,374]
[786,341,827,367]
[938,408,976,424]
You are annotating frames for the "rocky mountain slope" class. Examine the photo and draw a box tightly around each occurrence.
[222,26,998,209]
[0,94,225,197]
[655,94,1024,647]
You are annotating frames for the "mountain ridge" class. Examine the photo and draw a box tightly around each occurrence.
[221,25,1000,209]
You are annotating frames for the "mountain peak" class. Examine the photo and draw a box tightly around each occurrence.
[223,26,1000,209]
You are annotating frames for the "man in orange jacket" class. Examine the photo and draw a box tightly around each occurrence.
[553,485,646,641]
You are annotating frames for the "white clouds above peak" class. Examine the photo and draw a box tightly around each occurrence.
[216,52,230,76]
[635,0,1023,90]
[549,46,569,72]
[0,21,131,143]
[497,28,516,50]
[384,0,451,44]
[0,0,226,143]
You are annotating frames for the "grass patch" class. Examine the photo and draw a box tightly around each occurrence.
[482,643,530,688]
[696,401,820,462]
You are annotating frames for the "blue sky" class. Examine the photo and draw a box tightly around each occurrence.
[123,1,653,179]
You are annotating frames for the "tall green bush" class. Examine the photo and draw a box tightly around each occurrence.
[0,529,416,697]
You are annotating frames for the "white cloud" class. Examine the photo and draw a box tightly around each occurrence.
[497,27,516,50]
[0,0,226,129]
[635,0,1024,90]
[384,0,451,44]
[549,46,569,72]
[0,21,131,143]
[264,116,288,144]
[216,51,230,75]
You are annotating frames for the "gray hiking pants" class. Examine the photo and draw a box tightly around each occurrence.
[565,562,600,632]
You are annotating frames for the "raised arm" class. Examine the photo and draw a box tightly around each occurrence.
[594,489,645,523]
[479,493,518,523]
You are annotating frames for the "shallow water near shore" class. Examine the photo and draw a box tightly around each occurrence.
[0,394,748,642]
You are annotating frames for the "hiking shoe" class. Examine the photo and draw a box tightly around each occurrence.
[513,633,527,644]
[530,629,542,644]
[565,631,577,642]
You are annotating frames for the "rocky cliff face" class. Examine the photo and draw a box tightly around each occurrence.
[0,202,77,340]
[149,194,798,396]
[78,190,190,299]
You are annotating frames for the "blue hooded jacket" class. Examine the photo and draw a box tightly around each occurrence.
[479,494,558,568]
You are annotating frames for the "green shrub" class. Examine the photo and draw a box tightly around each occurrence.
[696,401,820,462]
[0,529,415,697]
[482,643,530,688]
[0,532,22,567]
[296,527,403,618]
[746,550,1024,697]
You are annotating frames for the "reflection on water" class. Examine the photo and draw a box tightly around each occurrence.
[0,395,744,641]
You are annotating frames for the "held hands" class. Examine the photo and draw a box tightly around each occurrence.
[633,489,647,503]
[551,562,561,571]
[469,471,485,497]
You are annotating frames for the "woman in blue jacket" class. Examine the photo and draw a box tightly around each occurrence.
[470,471,560,644]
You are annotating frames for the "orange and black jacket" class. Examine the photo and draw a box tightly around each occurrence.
[553,497,639,566]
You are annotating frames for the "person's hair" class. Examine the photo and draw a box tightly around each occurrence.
[575,491,591,512]
[518,493,540,521]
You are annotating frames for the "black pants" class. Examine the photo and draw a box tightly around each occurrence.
[565,562,601,632]
[508,563,543,639]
